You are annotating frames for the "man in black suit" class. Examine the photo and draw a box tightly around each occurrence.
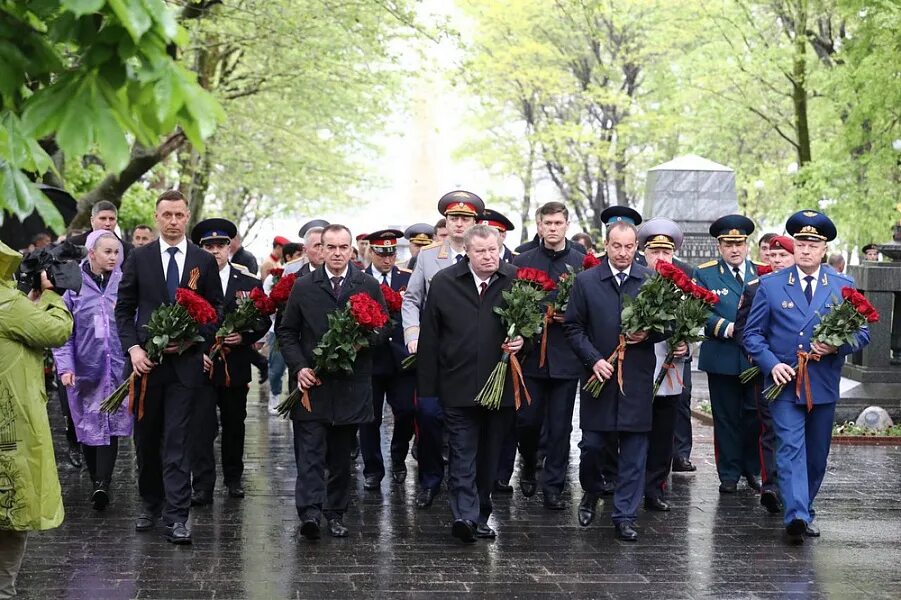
[360,229,415,490]
[115,190,223,545]
[563,221,663,542]
[417,224,524,543]
[188,218,270,505]
[277,224,389,540]
[67,200,134,260]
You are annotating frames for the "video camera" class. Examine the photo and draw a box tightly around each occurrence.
[16,242,85,295]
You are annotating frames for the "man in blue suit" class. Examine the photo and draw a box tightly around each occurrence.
[360,229,415,490]
[693,215,763,494]
[743,211,870,543]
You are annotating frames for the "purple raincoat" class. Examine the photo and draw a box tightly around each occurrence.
[52,233,132,445]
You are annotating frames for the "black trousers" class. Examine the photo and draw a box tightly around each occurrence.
[517,377,578,494]
[134,380,194,524]
[579,431,619,494]
[191,383,250,493]
[359,373,416,479]
[495,419,516,484]
[645,394,679,500]
[754,378,779,493]
[83,437,120,483]
[672,363,693,460]
[707,372,760,484]
[293,420,358,522]
[444,406,515,525]
[55,375,78,446]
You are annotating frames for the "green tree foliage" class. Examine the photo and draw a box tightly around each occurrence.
[0,0,222,231]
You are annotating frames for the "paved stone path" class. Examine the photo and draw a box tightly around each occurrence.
[15,387,901,599]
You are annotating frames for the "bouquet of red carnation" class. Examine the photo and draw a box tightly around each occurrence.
[101,288,218,418]
[276,292,388,417]
[476,268,555,410]
[209,287,277,384]
[756,264,773,277]
[380,283,403,314]
[755,286,878,408]
[652,262,718,395]
[583,253,601,270]
[269,273,297,306]
[535,264,580,368]
[583,265,682,398]
[269,267,284,280]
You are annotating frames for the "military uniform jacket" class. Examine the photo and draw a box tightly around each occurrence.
[692,257,757,375]
[365,264,412,375]
[401,239,464,345]
[276,264,390,424]
[417,260,517,408]
[742,266,870,406]
[563,258,663,432]
[211,264,270,387]
[513,241,583,380]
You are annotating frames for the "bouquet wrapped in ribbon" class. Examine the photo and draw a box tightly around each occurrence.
[540,254,604,366]
[583,265,682,398]
[276,292,389,417]
[269,272,297,306]
[208,287,277,385]
[101,288,218,418]
[380,283,403,315]
[652,262,718,396]
[751,286,878,408]
[476,268,555,410]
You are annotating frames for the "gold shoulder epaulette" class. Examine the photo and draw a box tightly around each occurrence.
[233,264,260,279]
[397,267,412,274]
[420,241,442,251]
[752,260,767,266]
[697,260,718,269]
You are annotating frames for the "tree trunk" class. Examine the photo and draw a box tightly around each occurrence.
[791,0,812,165]
[180,143,213,231]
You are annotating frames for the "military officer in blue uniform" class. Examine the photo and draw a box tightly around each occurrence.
[478,208,517,263]
[743,211,870,543]
[401,190,484,509]
[359,229,415,490]
[402,223,435,271]
[692,214,762,494]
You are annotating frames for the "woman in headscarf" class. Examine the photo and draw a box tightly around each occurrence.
[53,230,132,510]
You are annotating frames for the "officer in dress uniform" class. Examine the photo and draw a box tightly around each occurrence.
[743,211,870,543]
[402,223,435,272]
[734,235,796,514]
[478,209,517,263]
[401,190,484,509]
[692,214,763,494]
[189,218,270,504]
[359,229,416,489]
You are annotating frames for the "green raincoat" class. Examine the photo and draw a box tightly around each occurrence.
[0,241,73,531]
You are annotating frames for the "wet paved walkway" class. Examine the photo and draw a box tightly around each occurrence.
[16,386,901,599]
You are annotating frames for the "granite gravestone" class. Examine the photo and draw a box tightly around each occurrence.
[644,155,738,266]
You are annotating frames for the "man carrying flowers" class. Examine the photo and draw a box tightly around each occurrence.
[277,225,390,541]
[417,224,524,543]
[742,210,871,544]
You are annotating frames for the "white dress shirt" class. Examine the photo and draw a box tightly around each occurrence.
[797,265,820,297]
[468,265,494,294]
[729,260,747,282]
[325,264,350,283]
[160,237,188,282]
[219,263,231,297]
[612,265,632,285]
[373,269,392,287]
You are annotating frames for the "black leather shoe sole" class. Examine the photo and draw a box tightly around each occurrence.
[615,524,638,541]
[643,498,670,512]
[785,518,806,544]
[416,489,438,509]
[451,520,476,544]
[805,522,820,537]
[300,520,321,540]
[760,491,782,514]
[135,517,154,531]
[91,489,109,511]
[165,529,192,545]
[672,460,696,472]
[718,482,738,494]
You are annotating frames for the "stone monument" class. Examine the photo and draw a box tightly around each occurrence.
[644,155,737,266]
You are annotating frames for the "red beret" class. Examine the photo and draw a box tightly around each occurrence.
[273,235,290,246]
[769,235,794,253]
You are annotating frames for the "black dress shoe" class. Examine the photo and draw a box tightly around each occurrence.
[672,457,696,472]
[363,474,382,491]
[718,481,738,494]
[519,477,537,498]
[190,490,212,506]
[744,474,762,492]
[785,518,806,544]
[760,490,782,514]
[644,497,670,512]
[493,480,513,494]
[804,521,820,537]
[451,519,476,544]
[91,481,110,511]
[475,523,496,539]
[391,469,407,484]
[227,484,245,498]
[300,519,321,540]
[543,492,565,510]
[578,493,599,527]
[327,518,349,538]
[258,366,269,384]
[165,522,192,545]
[135,513,156,531]
[615,522,638,541]
[415,487,438,509]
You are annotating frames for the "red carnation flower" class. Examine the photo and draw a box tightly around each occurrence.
[250,287,277,316]
[175,288,218,325]
[269,273,298,305]
[349,292,388,330]
[582,253,601,270]
[841,287,855,301]
[516,267,556,292]
[757,264,773,276]
[269,267,284,279]
[380,283,403,314]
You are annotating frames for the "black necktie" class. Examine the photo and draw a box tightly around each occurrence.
[166,247,179,301]
[479,281,488,298]
[616,272,626,286]
[330,276,343,295]
[732,266,743,286]
[381,273,388,285]
[455,254,464,263]
[804,275,814,304]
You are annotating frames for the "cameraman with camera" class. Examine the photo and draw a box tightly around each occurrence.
[0,240,73,598]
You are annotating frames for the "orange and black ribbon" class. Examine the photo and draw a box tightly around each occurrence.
[613,334,627,393]
[795,350,821,412]
[127,372,150,421]
[209,336,232,387]
[539,305,554,368]
[509,351,533,411]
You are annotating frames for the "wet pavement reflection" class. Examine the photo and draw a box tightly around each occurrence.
[16,387,901,599]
